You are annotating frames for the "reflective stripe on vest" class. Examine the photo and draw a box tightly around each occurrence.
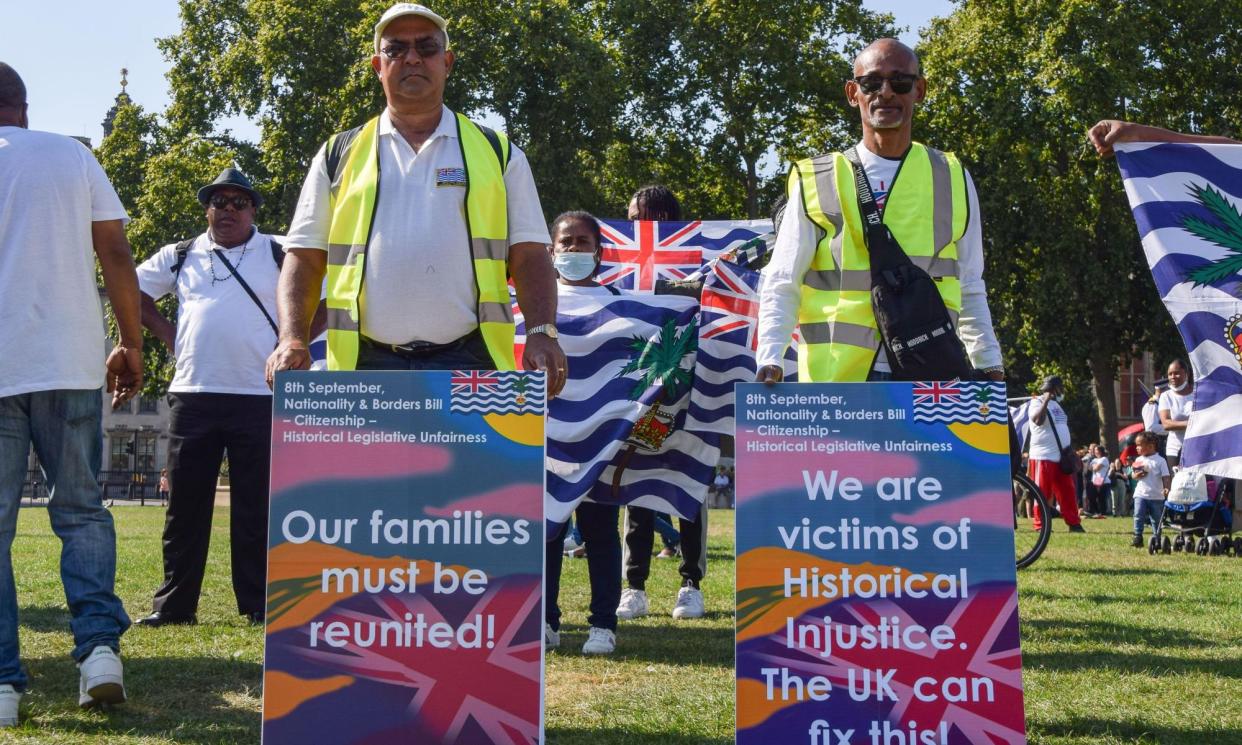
[792,143,968,382]
[323,113,516,371]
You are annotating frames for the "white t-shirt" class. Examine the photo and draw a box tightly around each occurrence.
[1141,398,1165,435]
[758,140,1002,373]
[285,107,550,345]
[0,127,129,398]
[1090,456,1110,484]
[1131,453,1170,501]
[137,230,279,395]
[1027,397,1071,462]
[1157,389,1193,455]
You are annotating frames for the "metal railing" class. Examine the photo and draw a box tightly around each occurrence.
[20,469,166,506]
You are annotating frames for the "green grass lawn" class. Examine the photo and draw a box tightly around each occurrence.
[2,506,1239,743]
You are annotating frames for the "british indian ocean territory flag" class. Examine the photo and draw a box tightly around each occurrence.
[1116,142,1242,479]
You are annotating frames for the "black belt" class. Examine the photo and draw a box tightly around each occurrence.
[361,330,480,358]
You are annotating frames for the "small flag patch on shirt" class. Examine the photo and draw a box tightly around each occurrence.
[436,167,467,187]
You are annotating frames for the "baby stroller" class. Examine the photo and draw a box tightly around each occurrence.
[1150,471,1237,556]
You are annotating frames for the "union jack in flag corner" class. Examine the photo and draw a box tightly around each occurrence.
[1116,142,1242,479]
[690,259,797,436]
[596,218,772,293]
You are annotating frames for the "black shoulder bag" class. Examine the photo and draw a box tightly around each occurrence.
[212,245,280,338]
[1044,402,1082,475]
[845,148,974,381]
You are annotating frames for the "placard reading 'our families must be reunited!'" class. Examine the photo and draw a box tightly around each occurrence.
[735,382,1026,745]
[262,371,545,745]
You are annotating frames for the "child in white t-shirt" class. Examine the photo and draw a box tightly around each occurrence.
[1130,431,1171,547]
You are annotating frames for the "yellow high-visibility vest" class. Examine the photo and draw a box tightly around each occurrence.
[790,143,968,382]
[322,113,516,371]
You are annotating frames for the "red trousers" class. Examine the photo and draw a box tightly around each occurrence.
[1029,458,1082,529]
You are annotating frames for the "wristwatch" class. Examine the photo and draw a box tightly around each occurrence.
[527,324,559,339]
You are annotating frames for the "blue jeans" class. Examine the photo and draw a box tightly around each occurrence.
[1133,498,1165,538]
[0,388,130,690]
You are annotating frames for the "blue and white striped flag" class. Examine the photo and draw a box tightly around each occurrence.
[1116,142,1242,479]
[541,289,719,527]
[1010,400,1033,453]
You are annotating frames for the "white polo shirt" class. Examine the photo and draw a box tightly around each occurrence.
[285,107,550,345]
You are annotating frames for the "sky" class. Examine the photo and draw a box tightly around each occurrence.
[2,0,953,144]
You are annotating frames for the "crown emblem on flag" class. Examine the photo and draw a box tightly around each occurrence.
[1228,314,1242,363]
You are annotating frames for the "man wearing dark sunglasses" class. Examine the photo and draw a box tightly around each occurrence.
[132,167,294,629]
[757,38,1003,384]
[269,3,565,396]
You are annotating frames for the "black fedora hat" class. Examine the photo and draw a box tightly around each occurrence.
[197,167,263,208]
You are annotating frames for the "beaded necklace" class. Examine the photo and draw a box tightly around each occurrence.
[206,232,251,285]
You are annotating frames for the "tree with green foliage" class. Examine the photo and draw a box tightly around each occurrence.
[918,0,1240,453]
[604,0,896,218]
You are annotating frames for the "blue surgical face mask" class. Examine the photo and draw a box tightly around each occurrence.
[553,252,597,282]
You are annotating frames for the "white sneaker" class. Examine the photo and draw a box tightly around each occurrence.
[0,684,19,727]
[78,646,126,708]
[671,586,705,619]
[544,623,560,650]
[615,588,648,620]
[581,627,616,655]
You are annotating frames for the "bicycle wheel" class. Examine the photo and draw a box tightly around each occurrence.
[1013,472,1052,569]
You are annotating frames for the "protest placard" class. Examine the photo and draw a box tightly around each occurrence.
[736,382,1025,745]
[262,370,545,745]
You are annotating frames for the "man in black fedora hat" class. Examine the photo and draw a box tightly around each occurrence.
[132,167,295,626]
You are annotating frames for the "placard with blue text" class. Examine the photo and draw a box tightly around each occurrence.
[736,382,1025,745]
[262,371,545,745]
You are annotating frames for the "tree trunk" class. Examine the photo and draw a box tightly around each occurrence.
[1089,352,1120,459]
[743,153,759,219]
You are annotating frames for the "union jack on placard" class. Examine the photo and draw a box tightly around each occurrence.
[740,585,1026,744]
[912,381,1006,424]
[450,371,544,415]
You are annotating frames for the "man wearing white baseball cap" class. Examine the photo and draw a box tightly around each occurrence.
[269,3,566,392]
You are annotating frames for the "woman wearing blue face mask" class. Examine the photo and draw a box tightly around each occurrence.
[1157,359,1194,469]
[544,211,624,656]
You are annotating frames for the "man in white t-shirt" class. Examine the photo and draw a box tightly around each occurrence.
[1158,359,1194,468]
[132,169,294,628]
[0,63,143,720]
[1027,376,1086,533]
[266,3,565,393]
[756,38,1003,383]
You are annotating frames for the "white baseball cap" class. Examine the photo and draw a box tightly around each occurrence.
[374,3,450,53]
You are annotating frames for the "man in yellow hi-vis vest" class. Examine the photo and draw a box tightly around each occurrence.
[756,38,1003,384]
[266,3,565,394]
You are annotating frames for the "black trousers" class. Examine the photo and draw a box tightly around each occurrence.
[356,330,492,371]
[545,501,622,632]
[623,506,707,590]
[152,393,272,617]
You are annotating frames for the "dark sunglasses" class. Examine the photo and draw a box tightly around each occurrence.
[852,74,919,95]
[209,194,252,210]
[380,38,444,61]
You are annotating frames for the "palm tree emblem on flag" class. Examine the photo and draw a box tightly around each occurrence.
[617,317,698,453]
[1181,182,1242,291]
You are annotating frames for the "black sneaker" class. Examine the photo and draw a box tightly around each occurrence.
[1068,525,1087,534]
[1131,535,1143,548]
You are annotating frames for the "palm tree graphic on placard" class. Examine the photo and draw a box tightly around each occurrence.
[511,375,529,407]
[975,385,992,417]
[609,317,698,494]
